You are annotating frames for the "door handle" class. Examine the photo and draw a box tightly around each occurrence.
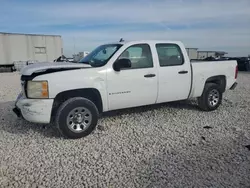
[178,70,188,74]
[144,74,156,78]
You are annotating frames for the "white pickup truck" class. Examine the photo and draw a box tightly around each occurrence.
[13,40,238,139]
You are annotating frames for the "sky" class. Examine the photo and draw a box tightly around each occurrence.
[0,0,250,57]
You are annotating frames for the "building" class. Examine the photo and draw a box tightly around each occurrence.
[73,51,90,62]
[186,48,198,60]
[0,32,63,66]
[186,47,227,60]
[197,51,227,59]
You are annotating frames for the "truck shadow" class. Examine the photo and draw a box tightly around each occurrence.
[101,100,199,118]
[0,100,198,138]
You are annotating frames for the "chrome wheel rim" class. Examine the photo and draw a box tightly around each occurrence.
[66,107,92,133]
[208,89,220,107]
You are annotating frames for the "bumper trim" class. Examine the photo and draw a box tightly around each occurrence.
[13,107,23,118]
[13,107,21,117]
[230,82,237,90]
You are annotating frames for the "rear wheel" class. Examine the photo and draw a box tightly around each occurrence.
[198,83,222,111]
[55,97,99,139]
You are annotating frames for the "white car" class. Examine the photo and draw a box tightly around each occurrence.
[13,40,238,139]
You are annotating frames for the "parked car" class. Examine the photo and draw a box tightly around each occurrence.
[228,57,250,71]
[13,40,238,139]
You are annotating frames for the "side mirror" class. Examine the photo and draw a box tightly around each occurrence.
[113,58,131,71]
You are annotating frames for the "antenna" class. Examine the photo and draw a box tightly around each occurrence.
[119,38,124,42]
[73,37,76,55]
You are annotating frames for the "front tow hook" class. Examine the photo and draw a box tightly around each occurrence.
[13,107,21,117]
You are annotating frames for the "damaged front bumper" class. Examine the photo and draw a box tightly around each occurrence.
[13,93,54,124]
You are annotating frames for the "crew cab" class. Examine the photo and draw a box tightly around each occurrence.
[13,40,238,139]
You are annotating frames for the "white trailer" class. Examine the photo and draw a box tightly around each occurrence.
[0,32,63,72]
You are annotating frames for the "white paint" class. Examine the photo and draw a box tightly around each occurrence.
[107,67,158,110]
[16,96,53,123]
[16,40,237,124]
[191,61,237,97]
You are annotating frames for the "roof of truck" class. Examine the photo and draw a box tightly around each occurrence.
[108,40,182,45]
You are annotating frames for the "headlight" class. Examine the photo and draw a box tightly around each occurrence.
[27,81,49,98]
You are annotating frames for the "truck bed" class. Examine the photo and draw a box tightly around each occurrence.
[190,60,237,98]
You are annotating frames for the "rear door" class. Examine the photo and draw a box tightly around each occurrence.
[155,43,192,103]
[107,43,158,110]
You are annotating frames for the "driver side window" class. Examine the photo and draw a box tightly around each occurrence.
[118,44,153,69]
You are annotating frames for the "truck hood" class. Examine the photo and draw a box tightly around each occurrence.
[21,62,92,76]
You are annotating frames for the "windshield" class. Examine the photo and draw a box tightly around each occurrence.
[79,44,123,67]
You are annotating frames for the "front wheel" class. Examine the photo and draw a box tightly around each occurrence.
[197,83,222,111]
[55,97,99,139]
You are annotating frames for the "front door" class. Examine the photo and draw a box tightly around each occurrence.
[155,43,192,103]
[107,43,158,111]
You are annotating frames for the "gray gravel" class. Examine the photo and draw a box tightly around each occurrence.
[0,72,250,188]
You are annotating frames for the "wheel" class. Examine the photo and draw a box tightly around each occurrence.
[55,97,99,139]
[197,83,222,111]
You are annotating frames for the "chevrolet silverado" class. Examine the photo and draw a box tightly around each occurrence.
[13,40,238,139]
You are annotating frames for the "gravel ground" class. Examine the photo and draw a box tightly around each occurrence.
[0,72,250,188]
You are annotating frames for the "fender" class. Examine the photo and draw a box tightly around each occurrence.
[205,75,226,92]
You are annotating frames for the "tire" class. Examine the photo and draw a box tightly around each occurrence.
[245,62,250,71]
[197,83,222,111]
[55,97,99,139]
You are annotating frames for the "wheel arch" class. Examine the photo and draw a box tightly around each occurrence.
[204,75,226,93]
[51,88,103,123]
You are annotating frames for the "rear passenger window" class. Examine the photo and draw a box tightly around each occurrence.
[156,44,184,66]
